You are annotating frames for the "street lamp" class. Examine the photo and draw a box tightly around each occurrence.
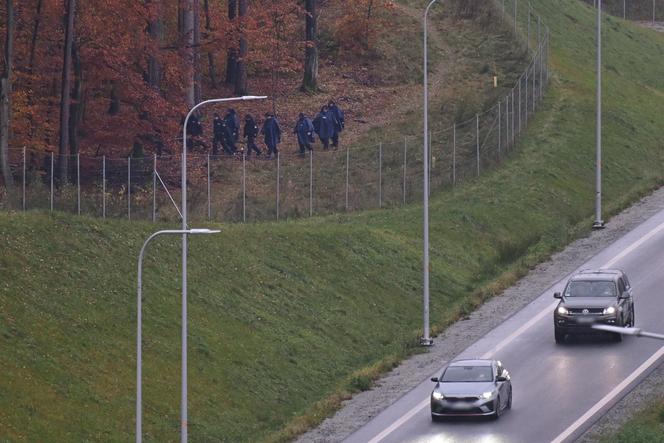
[593,1,605,229]
[181,95,266,442]
[137,228,220,443]
[592,324,664,340]
[421,0,440,347]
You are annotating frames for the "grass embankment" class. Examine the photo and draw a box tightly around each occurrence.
[602,398,664,443]
[2,0,664,441]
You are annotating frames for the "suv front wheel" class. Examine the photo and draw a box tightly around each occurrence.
[554,328,565,344]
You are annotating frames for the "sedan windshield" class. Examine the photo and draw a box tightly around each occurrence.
[441,366,493,383]
[565,280,616,297]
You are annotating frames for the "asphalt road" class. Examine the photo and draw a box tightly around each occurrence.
[344,209,664,443]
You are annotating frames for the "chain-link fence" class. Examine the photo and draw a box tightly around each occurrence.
[582,0,664,22]
[0,2,551,224]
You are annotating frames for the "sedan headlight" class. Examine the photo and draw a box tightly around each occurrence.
[603,306,616,315]
[481,391,494,400]
[557,306,569,315]
[432,391,444,400]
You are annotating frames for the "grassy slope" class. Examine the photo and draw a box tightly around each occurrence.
[2,0,664,441]
[602,399,664,442]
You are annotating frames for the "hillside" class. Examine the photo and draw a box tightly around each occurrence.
[2,0,664,442]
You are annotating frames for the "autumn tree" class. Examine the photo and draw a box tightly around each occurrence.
[225,0,238,85]
[1,0,15,197]
[235,0,248,95]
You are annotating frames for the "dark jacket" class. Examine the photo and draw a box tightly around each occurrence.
[244,117,259,139]
[224,111,241,141]
[313,111,335,140]
[261,117,282,146]
[329,104,345,133]
[294,117,315,145]
[213,117,226,138]
[187,115,203,137]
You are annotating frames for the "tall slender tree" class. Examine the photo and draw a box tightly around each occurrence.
[203,0,217,89]
[180,0,195,107]
[193,0,202,103]
[57,0,76,184]
[225,0,238,85]
[301,0,319,92]
[235,0,248,94]
[1,0,15,197]
[147,0,163,90]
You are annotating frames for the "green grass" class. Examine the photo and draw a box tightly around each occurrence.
[601,399,664,443]
[2,0,664,441]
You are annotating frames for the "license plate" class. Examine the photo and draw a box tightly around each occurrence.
[449,402,472,410]
[576,317,595,324]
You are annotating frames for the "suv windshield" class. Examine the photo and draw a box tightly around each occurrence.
[565,280,616,297]
[441,366,493,382]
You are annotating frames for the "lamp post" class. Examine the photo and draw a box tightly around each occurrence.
[593,1,605,229]
[137,228,220,443]
[421,0,439,347]
[181,95,266,442]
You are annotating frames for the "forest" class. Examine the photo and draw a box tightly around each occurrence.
[0,0,394,187]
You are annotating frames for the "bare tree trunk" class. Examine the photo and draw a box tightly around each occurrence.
[28,0,44,72]
[193,0,202,103]
[203,0,217,89]
[180,0,195,108]
[301,0,319,92]
[68,39,83,182]
[225,0,238,85]
[1,0,15,197]
[234,0,248,95]
[147,0,163,90]
[57,0,76,184]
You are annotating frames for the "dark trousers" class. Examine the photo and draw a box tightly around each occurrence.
[266,142,279,156]
[246,136,261,156]
[320,137,330,150]
[223,136,236,155]
[298,141,312,154]
[212,135,224,155]
[331,132,339,148]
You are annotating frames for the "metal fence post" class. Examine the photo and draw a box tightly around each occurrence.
[77,153,81,215]
[153,154,158,222]
[378,143,382,208]
[533,53,537,111]
[476,114,480,177]
[22,147,26,211]
[402,137,407,205]
[653,0,656,25]
[498,102,502,159]
[525,67,529,125]
[345,147,350,211]
[309,150,313,217]
[128,156,131,220]
[540,36,544,98]
[242,151,246,223]
[517,74,523,135]
[528,3,531,45]
[206,154,210,221]
[50,152,54,212]
[514,0,518,35]
[102,156,106,219]
[452,123,456,186]
[429,132,432,196]
[512,89,516,144]
[276,152,280,220]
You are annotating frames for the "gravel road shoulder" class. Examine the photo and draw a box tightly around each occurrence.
[296,187,664,443]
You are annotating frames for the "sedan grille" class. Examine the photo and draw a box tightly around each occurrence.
[445,396,479,402]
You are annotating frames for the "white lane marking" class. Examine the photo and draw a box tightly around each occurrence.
[551,345,664,443]
[367,399,429,443]
[602,220,664,268]
[365,218,664,443]
[481,301,558,359]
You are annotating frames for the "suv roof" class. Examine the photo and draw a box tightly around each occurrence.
[571,269,625,282]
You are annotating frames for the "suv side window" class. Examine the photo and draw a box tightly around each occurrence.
[623,274,631,290]
[617,278,626,294]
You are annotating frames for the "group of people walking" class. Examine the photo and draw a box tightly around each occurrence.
[185,100,345,159]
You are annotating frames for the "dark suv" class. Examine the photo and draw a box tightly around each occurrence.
[553,269,635,343]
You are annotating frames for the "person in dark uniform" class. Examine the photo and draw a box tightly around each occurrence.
[223,109,240,154]
[244,114,261,157]
[260,113,282,158]
[212,113,227,155]
[328,100,345,148]
[294,112,315,156]
[184,114,204,151]
[313,105,334,150]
